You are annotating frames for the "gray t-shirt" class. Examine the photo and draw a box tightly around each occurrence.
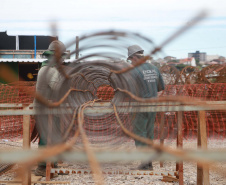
[34,66,61,106]
[132,63,165,98]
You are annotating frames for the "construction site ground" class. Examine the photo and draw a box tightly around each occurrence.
[0,139,226,185]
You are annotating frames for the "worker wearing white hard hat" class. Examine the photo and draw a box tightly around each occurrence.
[127,45,144,60]
[34,40,66,177]
[128,45,165,171]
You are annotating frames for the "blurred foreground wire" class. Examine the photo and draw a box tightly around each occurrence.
[1,10,226,185]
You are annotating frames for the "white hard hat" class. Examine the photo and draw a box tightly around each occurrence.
[127,45,144,59]
[48,40,66,54]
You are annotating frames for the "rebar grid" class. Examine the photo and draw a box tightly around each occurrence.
[1,11,226,185]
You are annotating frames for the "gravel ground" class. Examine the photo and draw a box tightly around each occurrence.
[1,139,226,185]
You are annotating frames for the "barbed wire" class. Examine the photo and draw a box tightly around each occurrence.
[1,10,226,185]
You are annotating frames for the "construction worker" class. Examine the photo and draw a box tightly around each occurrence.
[34,40,67,177]
[128,45,165,170]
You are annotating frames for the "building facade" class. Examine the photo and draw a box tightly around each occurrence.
[0,31,57,83]
[188,51,206,62]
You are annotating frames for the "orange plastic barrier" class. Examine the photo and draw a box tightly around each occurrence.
[0,82,225,141]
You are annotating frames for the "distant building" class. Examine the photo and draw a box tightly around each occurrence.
[179,57,196,66]
[219,56,226,63]
[164,56,176,61]
[167,57,196,67]
[205,55,225,65]
[0,31,57,52]
[0,31,59,83]
[206,55,220,62]
[188,51,206,62]
[155,58,167,66]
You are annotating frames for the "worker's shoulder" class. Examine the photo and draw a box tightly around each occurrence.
[40,65,58,71]
[38,66,59,77]
[143,63,160,71]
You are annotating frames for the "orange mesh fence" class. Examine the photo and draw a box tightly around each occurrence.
[155,83,226,140]
[96,85,115,101]
[0,82,36,103]
[0,82,36,141]
[0,82,225,141]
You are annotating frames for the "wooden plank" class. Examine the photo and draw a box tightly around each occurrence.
[197,111,210,185]
[162,176,179,182]
[160,139,164,167]
[76,36,79,59]
[197,111,203,185]
[22,110,30,149]
[46,114,53,180]
[22,107,31,185]
[8,174,42,185]
[176,111,183,185]
[3,180,69,184]
[31,175,42,184]
[1,100,225,108]
[159,112,165,167]
[0,103,224,115]
[1,103,226,116]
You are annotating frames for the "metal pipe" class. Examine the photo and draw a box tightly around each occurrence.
[0,101,225,116]
[76,36,79,59]
[1,149,226,163]
[34,36,36,59]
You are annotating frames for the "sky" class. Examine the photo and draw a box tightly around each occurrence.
[1,0,226,59]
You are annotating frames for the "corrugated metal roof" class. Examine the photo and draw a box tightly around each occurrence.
[0,59,73,63]
[0,59,46,63]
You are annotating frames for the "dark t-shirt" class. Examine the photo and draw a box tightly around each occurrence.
[132,63,165,98]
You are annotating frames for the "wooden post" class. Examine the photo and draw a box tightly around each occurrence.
[46,114,53,181]
[159,112,165,167]
[76,36,79,59]
[176,111,183,185]
[22,106,31,185]
[197,111,210,185]
[60,117,64,138]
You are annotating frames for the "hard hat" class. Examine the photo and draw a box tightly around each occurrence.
[127,45,144,59]
[47,40,66,54]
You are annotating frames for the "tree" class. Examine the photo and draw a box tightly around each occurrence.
[196,59,201,66]
[175,64,186,71]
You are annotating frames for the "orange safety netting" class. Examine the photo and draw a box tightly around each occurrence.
[156,83,226,140]
[0,82,36,140]
[0,82,225,141]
